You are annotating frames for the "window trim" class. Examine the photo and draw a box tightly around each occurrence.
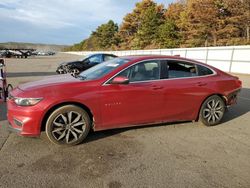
[103,58,216,86]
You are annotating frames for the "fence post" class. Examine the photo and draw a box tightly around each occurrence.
[205,48,209,64]
[229,47,235,73]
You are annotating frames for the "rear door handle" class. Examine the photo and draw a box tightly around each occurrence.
[152,85,164,90]
[196,82,207,87]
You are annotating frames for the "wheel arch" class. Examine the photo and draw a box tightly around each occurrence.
[195,93,227,121]
[40,101,93,132]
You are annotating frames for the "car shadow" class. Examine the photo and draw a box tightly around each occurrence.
[221,87,250,123]
[84,121,184,144]
[7,72,57,78]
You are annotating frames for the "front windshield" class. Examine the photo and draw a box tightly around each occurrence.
[79,54,92,61]
[78,58,129,80]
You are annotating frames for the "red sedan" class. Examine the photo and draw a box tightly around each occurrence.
[7,56,242,145]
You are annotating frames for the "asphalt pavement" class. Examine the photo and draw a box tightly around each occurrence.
[0,53,250,188]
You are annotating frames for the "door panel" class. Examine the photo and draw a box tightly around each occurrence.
[100,81,165,129]
[160,60,215,121]
[161,78,212,121]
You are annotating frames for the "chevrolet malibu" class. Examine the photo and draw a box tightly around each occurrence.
[7,56,242,145]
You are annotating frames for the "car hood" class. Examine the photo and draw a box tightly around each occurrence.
[18,74,79,91]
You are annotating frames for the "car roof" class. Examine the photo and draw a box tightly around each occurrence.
[90,53,117,56]
[120,55,193,62]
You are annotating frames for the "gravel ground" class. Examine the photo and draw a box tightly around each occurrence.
[0,53,250,188]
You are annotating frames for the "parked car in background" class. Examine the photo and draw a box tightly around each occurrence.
[8,55,242,146]
[0,49,35,58]
[56,53,117,77]
[36,51,56,56]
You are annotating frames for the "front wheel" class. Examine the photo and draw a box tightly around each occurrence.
[45,105,91,145]
[199,95,225,126]
[70,68,80,77]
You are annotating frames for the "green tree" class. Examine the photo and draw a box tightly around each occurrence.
[132,3,164,49]
[119,0,164,49]
[157,20,181,48]
[93,20,119,49]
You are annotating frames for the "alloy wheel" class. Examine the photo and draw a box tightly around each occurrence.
[71,69,80,77]
[202,98,224,124]
[51,111,86,144]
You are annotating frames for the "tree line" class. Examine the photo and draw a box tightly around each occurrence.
[66,0,250,51]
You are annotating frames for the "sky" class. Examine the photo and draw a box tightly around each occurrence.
[0,0,173,45]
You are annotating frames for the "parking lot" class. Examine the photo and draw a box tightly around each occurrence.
[0,53,250,188]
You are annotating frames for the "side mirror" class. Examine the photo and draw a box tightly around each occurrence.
[111,76,129,85]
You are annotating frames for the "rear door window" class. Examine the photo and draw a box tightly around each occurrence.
[167,61,198,78]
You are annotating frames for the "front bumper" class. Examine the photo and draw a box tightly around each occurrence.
[56,67,67,74]
[8,122,21,134]
[7,99,43,137]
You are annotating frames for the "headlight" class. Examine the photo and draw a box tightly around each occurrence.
[14,97,43,106]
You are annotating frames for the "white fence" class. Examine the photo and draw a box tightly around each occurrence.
[65,45,250,74]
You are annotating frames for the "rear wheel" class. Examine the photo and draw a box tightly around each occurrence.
[199,95,225,126]
[45,105,91,145]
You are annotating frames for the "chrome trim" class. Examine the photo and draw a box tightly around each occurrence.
[103,58,217,86]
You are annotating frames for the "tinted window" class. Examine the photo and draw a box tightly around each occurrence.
[88,54,102,64]
[104,55,116,61]
[116,61,160,82]
[197,65,214,76]
[167,61,198,78]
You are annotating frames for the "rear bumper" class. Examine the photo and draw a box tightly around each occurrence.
[226,88,241,106]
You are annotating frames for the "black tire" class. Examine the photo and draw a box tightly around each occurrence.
[45,105,91,146]
[199,95,225,126]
